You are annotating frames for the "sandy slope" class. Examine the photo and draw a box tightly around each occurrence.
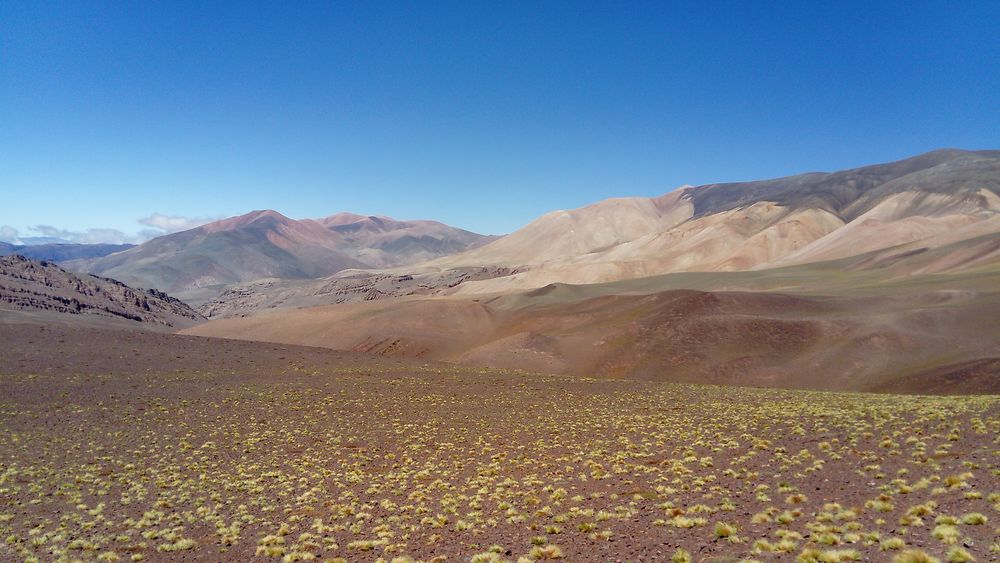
[441,188,998,296]
[766,190,1000,267]
[205,195,998,314]
[443,203,847,294]
[422,150,1000,293]
[428,191,694,267]
[183,277,1000,394]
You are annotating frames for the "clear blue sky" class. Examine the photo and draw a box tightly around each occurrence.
[2,1,998,242]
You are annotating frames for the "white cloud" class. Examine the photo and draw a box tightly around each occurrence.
[29,225,140,245]
[2,213,222,246]
[138,213,217,234]
[0,225,21,244]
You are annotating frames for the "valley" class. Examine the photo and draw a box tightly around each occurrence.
[2,149,999,563]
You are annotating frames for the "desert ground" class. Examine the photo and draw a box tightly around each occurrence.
[184,280,1000,395]
[1,324,998,562]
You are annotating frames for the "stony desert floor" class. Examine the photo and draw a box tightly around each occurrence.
[1,324,998,562]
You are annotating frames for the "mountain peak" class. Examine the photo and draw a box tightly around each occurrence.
[320,212,397,227]
[201,209,293,233]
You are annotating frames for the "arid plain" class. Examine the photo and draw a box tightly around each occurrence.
[2,326,998,562]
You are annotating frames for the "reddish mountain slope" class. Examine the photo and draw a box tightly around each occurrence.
[75,210,489,303]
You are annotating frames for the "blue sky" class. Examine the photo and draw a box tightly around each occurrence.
[2,1,999,242]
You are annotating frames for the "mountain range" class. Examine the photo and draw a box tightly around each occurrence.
[68,210,492,303]
[5,148,1000,392]
[0,242,134,262]
[428,148,1000,292]
[196,148,1000,315]
[178,148,1000,393]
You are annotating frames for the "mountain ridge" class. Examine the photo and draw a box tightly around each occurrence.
[0,254,203,329]
[72,210,491,303]
[0,242,134,262]
[196,148,1000,316]
[686,148,1000,219]
[430,148,1000,291]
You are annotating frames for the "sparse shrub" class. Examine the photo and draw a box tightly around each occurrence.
[471,553,506,563]
[156,538,195,552]
[881,537,906,551]
[714,522,737,539]
[945,546,975,562]
[526,544,563,560]
[797,548,861,562]
[932,524,960,544]
[960,513,987,525]
[892,549,941,563]
[786,494,808,504]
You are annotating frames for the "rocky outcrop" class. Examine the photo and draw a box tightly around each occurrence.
[198,266,517,318]
[0,255,204,327]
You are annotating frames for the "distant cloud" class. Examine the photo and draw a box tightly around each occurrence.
[138,213,218,234]
[1,213,222,246]
[0,225,21,244]
[29,225,140,245]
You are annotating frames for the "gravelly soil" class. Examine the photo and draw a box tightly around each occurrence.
[1,324,998,562]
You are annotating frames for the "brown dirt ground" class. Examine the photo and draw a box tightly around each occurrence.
[182,288,1000,395]
[1,323,998,562]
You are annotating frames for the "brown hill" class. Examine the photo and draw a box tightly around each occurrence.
[430,149,1000,294]
[71,210,489,303]
[428,149,1000,293]
[0,254,203,329]
[182,271,1000,394]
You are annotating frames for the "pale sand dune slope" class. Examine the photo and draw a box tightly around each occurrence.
[431,150,1000,293]
[768,190,1000,268]
[429,191,693,268]
[449,204,844,295]
[448,188,998,295]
